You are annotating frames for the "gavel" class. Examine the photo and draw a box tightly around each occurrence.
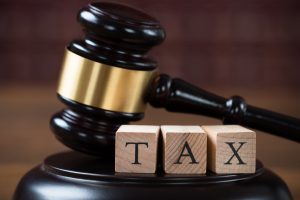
[50,2,300,157]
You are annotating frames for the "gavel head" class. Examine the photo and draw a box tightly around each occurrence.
[50,2,165,156]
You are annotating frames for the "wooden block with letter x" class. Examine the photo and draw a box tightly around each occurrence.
[115,125,160,173]
[202,125,256,174]
[161,125,207,174]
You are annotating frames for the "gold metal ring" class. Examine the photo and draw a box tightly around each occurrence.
[57,49,157,113]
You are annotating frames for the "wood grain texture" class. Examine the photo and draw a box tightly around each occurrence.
[203,125,256,174]
[1,87,300,200]
[161,125,207,174]
[115,125,160,173]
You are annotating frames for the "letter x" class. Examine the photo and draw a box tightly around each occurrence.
[224,142,246,165]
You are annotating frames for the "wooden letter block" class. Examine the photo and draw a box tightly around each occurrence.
[115,125,160,173]
[202,125,256,174]
[161,125,207,174]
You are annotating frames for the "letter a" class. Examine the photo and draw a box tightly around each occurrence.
[174,141,199,164]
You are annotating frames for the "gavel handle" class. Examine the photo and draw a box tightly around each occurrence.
[148,74,300,142]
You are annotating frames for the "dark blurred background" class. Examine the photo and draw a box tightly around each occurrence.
[1,0,300,89]
[0,0,299,199]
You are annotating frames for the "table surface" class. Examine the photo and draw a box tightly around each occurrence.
[0,86,299,200]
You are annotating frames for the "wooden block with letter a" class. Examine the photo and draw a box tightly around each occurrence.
[161,125,207,174]
[115,125,160,173]
[202,125,256,174]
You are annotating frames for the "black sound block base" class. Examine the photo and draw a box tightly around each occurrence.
[14,151,292,200]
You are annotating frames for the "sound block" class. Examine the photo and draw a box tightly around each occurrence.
[14,151,292,200]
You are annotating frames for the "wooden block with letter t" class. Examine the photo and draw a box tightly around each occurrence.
[202,125,256,174]
[115,125,160,173]
[161,125,207,174]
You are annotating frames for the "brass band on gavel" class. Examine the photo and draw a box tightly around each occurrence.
[57,49,158,113]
